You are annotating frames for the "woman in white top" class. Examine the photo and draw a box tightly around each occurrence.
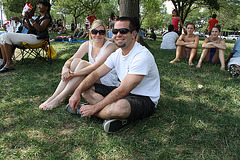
[39,19,119,110]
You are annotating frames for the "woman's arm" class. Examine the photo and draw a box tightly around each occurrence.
[208,39,226,50]
[61,41,89,81]
[73,42,117,77]
[30,17,50,31]
[185,35,199,49]
[176,34,195,46]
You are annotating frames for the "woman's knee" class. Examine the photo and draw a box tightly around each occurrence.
[70,58,81,70]
[75,60,90,71]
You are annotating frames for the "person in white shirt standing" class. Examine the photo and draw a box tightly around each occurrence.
[68,17,160,133]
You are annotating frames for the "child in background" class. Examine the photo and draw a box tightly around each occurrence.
[172,9,184,35]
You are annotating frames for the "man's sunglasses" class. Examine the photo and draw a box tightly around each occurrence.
[91,29,106,35]
[112,28,133,35]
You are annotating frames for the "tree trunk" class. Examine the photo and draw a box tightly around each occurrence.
[119,0,139,19]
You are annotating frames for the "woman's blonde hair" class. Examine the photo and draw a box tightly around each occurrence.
[89,19,107,42]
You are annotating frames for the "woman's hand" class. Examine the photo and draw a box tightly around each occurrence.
[61,68,74,82]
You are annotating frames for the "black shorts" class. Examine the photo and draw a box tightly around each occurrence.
[94,83,155,122]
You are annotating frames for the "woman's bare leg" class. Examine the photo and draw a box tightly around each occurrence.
[196,48,210,68]
[39,59,81,109]
[2,44,13,68]
[188,48,197,66]
[218,49,225,71]
[170,45,182,63]
[39,60,91,110]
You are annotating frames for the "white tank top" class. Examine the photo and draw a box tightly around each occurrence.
[88,40,120,87]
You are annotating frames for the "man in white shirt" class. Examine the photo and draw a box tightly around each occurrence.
[68,17,160,133]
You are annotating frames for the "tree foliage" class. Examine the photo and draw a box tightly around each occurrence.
[2,0,37,19]
[171,0,220,31]
[52,0,103,25]
[140,0,166,29]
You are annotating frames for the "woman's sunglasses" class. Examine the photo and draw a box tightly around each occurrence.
[91,29,106,35]
[112,28,133,35]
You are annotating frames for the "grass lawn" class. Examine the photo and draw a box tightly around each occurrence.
[0,33,239,159]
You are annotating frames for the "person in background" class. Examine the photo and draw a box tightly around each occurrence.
[225,38,240,78]
[146,29,156,41]
[160,24,179,50]
[205,14,218,35]
[196,25,226,71]
[170,23,199,66]
[109,13,115,29]
[172,9,184,35]
[88,12,97,27]
[0,0,52,73]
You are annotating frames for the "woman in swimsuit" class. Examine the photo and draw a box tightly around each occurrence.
[170,23,199,66]
[196,25,226,71]
[39,19,119,110]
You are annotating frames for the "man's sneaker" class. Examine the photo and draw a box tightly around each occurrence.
[103,119,129,133]
[66,103,87,117]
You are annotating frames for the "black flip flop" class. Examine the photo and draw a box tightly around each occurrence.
[0,67,15,73]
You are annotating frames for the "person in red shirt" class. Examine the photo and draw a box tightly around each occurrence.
[205,14,218,35]
[88,12,97,27]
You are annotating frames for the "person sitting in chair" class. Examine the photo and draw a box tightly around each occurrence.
[0,0,52,73]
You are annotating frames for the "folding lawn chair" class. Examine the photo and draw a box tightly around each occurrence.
[13,38,56,65]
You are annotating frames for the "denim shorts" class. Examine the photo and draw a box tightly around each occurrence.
[94,83,155,122]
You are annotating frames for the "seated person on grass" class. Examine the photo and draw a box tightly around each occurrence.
[146,29,156,41]
[170,23,199,66]
[67,17,160,133]
[39,19,119,110]
[196,25,226,71]
[160,24,179,50]
[225,38,240,78]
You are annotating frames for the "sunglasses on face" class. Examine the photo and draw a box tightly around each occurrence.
[112,28,133,35]
[91,29,106,35]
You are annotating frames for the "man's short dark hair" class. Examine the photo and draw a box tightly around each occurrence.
[168,24,174,32]
[212,14,217,18]
[115,17,138,31]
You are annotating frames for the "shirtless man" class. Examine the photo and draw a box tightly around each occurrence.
[170,23,199,66]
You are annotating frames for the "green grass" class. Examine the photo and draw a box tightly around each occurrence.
[0,33,239,159]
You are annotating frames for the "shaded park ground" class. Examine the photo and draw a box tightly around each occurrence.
[0,32,239,159]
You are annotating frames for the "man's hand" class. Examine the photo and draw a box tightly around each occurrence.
[69,91,81,111]
[80,104,97,117]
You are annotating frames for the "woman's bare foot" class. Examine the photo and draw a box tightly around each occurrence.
[220,66,225,71]
[39,102,48,110]
[40,97,65,110]
[170,59,180,63]
[189,62,194,66]
[196,63,201,68]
